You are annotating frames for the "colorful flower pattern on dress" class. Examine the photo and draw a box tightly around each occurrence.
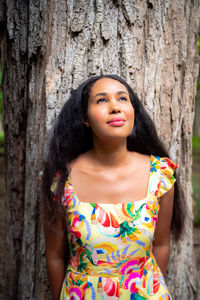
[47,155,178,299]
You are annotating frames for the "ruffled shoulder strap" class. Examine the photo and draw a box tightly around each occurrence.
[39,170,73,206]
[50,171,62,202]
[63,177,76,207]
[51,172,75,206]
[148,155,178,197]
[38,169,61,202]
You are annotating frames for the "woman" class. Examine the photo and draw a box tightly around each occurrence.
[40,74,184,300]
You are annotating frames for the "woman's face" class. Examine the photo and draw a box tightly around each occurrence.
[85,78,134,142]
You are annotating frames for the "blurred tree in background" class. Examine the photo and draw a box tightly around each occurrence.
[0,1,199,299]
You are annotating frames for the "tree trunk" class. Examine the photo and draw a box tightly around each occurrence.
[1,0,199,299]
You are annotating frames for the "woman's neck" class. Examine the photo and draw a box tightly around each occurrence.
[90,138,130,168]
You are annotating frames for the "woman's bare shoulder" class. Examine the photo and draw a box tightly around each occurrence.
[128,151,151,165]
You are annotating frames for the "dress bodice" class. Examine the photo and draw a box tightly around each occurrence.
[48,155,178,299]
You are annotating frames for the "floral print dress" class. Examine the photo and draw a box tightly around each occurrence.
[50,155,178,300]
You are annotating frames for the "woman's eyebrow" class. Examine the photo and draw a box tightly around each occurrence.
[94,91,128,97]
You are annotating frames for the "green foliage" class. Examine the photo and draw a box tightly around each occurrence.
[192,135,200,154]
[198,35,200,56]
[0,130,4,144]
[193,171,200,226]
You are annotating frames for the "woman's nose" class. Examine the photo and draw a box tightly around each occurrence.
[109,100,121,114]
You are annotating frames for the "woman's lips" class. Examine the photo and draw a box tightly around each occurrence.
[107,118,125,126]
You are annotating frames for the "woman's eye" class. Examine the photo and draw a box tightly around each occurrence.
[97,98,107,104]
[119,97,127,101]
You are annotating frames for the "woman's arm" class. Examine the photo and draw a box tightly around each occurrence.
[43,217,66,300]
[152,185,174,277]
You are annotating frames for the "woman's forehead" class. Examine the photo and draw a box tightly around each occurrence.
[89,78,129,98]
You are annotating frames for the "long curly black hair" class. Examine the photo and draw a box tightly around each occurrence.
[41,74,184,241]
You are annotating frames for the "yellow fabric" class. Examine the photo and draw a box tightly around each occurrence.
[49,155,178,299]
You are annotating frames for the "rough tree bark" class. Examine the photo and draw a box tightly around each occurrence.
[0,0,199,299]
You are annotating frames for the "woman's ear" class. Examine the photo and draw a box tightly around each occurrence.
[84,119,90,127]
